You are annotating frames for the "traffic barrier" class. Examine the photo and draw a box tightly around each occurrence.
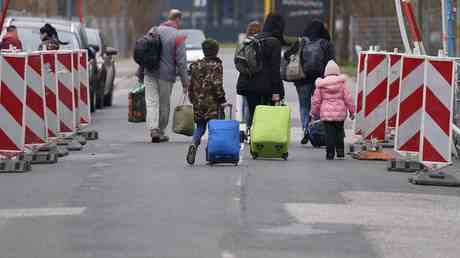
[386,54,403,129]
[56,51,76,136]
[24,52,48,146]
[42,51,60,139]
[72,51,80,129]
[354,52,367,135]
[419,58,455,167]
[363,52,388,141]
[78,50,91,127]
[395,55,425,155]
[0,53,27,154]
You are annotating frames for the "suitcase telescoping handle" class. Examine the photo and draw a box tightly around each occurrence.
[219,103,233,120]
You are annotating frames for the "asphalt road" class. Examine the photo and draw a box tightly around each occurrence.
[0,49,460,258]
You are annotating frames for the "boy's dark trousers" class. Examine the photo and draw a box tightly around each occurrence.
[323,121,345,158]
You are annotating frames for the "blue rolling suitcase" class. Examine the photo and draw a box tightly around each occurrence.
[207,105,240,165]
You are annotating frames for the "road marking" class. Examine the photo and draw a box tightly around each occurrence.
[286,191,460,258]
[221,251,237,258]
[259,223,332,236]
[0,207,86,219]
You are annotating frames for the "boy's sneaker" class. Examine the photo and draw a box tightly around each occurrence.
[158,135,169,143]
[336,149,345,160]
[151,129,161,143]
[326,153,335,160]
[186,144,197,165]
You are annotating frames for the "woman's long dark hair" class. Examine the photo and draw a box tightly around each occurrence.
[302,20,331,41]
[263,13,286,45]
[40,23,69,45]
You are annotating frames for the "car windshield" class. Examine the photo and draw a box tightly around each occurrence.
[15,27,80,51]
[86,29,101,47]
[182,30,205,50]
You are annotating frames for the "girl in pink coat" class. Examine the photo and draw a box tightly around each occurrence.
[311,60,355,160]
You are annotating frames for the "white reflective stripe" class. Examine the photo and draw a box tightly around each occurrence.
[422,113,451,162]
[365,57,388,94]
[426,62,452,107]
[396,109,422,149]
[1,57,25,99]
[400,61,424,101]
[26,105,47,139]
[0,105,23,148]
[26,62,43,93]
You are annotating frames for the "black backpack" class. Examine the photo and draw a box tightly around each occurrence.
[133,27,162,71]
[301,37,327,78]
[234,35,264,77]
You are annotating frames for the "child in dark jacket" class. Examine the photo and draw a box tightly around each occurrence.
[186,39,226,165]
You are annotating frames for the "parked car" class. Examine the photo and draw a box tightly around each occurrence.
[180,29,205,70]
[2,16,100,112]
[86,28,118,107]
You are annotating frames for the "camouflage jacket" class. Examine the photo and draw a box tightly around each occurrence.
[189,57,226,121]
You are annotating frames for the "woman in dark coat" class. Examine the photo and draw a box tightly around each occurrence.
[288,20,335,144]
[38,23,68,51]
[236,13,285,129]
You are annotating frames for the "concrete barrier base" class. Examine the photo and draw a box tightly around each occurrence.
[409,170,460,187]
[0,159,31,173]
[387,159,425,173]
[20,152,58,164]
[77,130,99,141]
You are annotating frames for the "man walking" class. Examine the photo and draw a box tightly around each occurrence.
[145,9,189,142]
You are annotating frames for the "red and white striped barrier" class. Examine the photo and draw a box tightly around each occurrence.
[72,51,80,129]
[56,51,76,136]
[420,58,455,166]
[25,52,48,145]
[395,55,425,154]
[354,52,367,135]
[363,53,388,141]
[0,53,27,153]
[78,50,91,126]
[386,54,403,129]
[42,51,59,139]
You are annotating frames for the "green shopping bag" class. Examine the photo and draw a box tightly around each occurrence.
[128,83,146,123]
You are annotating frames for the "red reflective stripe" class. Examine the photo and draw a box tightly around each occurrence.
[365,120,386,140]
[4,56,25,79]
[80,83,88,104]
[60,121,72,133]
[45,87,57,114]
[80,117,88,124]
[43,54,56,73]
[430,60,453,85]
[364,79,387,117]
[48,129,56,138]
[26,88,45,119]
[390,54,402,66]
[57,54,72,71]
[389,79,400,101]
[388,115,397,128]
[0,129,19,150]
[422,137,447,163]
[400,131,420,152]
[425,88,450,135]
[366,54,386,75]
[25,126,45,144]
[1,82,23,125]
[401,58,424,79]
[358,54,366,72]
[398,86,423,126]
[58,81,74,111]
[28,55,42,75]
[357,91,363,113]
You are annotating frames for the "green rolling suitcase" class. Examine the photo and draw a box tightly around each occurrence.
[250,105,291,160]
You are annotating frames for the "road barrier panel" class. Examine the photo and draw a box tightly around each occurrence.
[0,53,27,156]
[72,51,80,129]
[42,51,60,139]
[78,50,91,127]
[386,53,403,138]
[354,52,367,135]
[24,52,48,147]
[363,52,389,141]
[56,51,76,137]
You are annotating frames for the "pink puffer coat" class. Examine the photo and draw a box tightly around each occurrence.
[311,75,355,122]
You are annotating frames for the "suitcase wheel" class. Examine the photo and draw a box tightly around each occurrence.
[282,153,289,161]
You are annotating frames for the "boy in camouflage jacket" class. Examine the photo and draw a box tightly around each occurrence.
[186,39,226,165]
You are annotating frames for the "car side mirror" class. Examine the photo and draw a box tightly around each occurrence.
[106,47,118,56]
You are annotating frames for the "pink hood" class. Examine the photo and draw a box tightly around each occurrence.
[311,75,355,122]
